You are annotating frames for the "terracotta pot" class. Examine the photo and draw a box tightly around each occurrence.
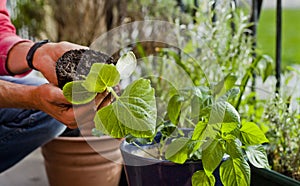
[42,136,123,186]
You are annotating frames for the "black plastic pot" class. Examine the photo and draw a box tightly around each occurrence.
[120,140,223,186]
[250,165,300,186]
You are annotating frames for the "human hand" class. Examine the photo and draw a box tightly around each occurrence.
[33,41,88,86]
[31,83,111,129]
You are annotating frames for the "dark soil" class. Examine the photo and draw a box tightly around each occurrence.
[55,49,115,136]
[56,49,115,89]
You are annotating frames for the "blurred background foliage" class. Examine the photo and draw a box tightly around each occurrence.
[9,0,300,67]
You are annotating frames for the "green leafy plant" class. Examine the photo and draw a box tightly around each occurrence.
[63,51,269,186]
[63,51,157,139]
[159,75,269,186]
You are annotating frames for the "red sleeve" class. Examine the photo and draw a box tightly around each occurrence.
[0,0,31,76]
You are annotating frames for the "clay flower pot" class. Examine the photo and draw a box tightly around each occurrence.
[42,136,123,186]
[42,49,123,186]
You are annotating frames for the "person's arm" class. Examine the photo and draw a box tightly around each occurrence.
[0,1,111,128]
[0,1,87,84]
[0,0,31,76]
[0,79,109,128]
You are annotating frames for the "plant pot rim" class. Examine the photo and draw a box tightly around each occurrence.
[53,135,115,142]
[120,139,204,165]
[251,165,300,185]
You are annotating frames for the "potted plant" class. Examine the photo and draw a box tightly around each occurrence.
[62,51,270,186]
[41,49,124,186]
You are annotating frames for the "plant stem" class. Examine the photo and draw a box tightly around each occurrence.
[107,87,120,100]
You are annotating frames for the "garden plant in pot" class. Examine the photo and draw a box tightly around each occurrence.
[63,51,270,186]
[41,49,124,186]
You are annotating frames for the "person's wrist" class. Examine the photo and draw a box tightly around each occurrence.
[26,39,50,71]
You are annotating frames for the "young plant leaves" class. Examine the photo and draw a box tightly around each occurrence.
[202,139,225,176]
[82,63,120,93]
[192,170,216,186]
[223,102,240,124]
[220,157,250,186]
[94,79,157,138]
[63,81,97,104]
[245,145,270,169]
[221,139,250,186]
[165,137,190,164]
[240,122,269,145]
[116,51,137,79]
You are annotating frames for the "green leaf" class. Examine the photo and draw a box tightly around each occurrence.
[221,87,240,101]
[225,139,243,159]
[94,79,157,138]
[158,121,177,138]
[220,157,250,186]
[192,121,207,140]
[116,51,137,79]
[240,122,269,145]
[223,102,240,124]
[165,137,190,164]
[192,120,221,150]
[63,81,97,104]
[94,105,126,137]
[214,74,237,98]
[114,79,157,132]
[167,95,184,124]
[83,63,120,93]
[221,122,239,135]
[202,139,225,176]
[224,75,238,91]
[245,145,270,169]
[192,170,216,186]
[262,60,273,82]
[208,101,226,125]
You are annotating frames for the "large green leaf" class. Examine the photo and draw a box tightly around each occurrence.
[208,101,226,125]
[167,95,184,125]
[220,157,250,186]
[240,122,269,145]
[223,102,240,124]
[165,137,190,164]
[94,104,129,138]
[221,122,239,135]
[221,139,250,186]
[94,79,157,138]
[192,170,216,186]
[208,101,239,125]
[63,81,97,104]
[192,121,221,150]
[113,79,157,133]
[245,145,270,169]
[192,121,207,140]
[225,139,243,159]
[82,63,120,93]
[202,139,225,176]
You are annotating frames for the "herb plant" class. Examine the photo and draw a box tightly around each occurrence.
[262,95,300,181]
[63,52,270,186]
